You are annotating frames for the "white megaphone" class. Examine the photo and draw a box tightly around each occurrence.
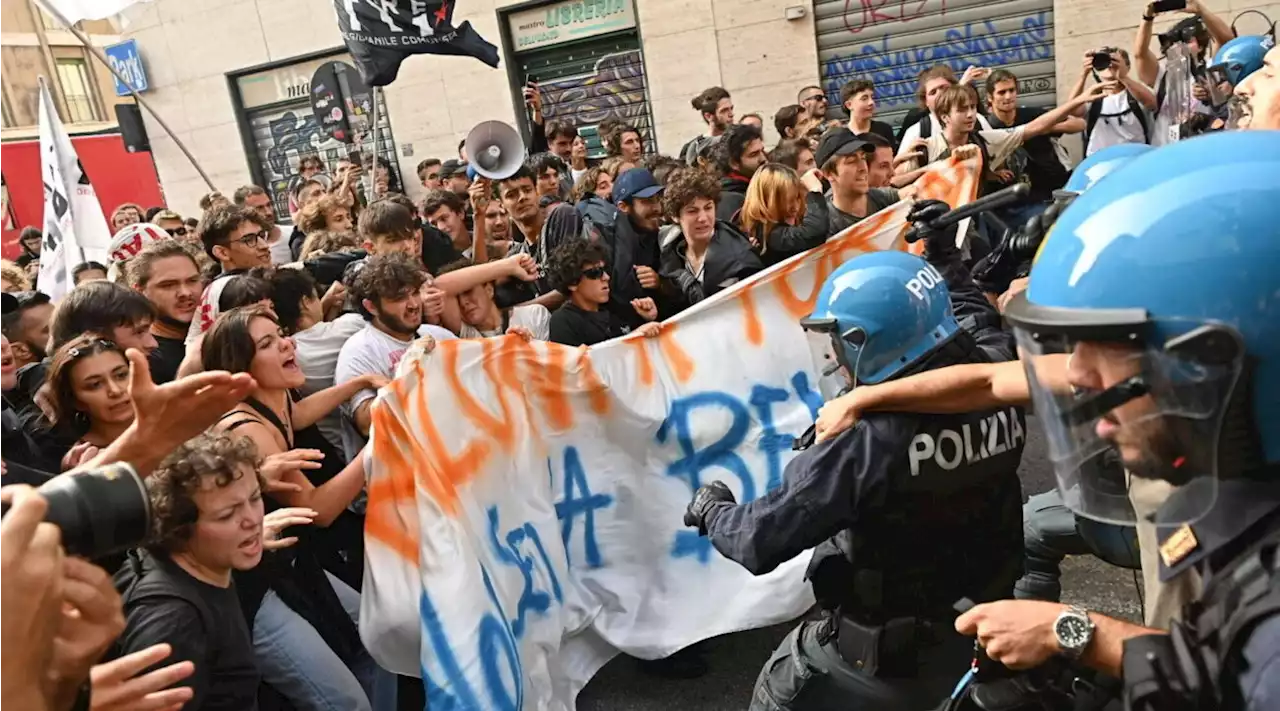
[464,120,526,180]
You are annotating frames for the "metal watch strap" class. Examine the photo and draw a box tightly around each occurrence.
[1059,605,1094,659]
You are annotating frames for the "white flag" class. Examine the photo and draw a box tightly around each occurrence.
[35,0,144,24]
[37,77,112,301]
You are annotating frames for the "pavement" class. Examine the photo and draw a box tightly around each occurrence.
[577,417,1144,710]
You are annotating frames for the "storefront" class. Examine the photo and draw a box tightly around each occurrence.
[813,0,1059,128]
[228,49,401,222]
[500,0,655,158]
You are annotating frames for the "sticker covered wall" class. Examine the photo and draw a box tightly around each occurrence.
[359,157,981,709]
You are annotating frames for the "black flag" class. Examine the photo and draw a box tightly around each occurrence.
[334,0,500,87]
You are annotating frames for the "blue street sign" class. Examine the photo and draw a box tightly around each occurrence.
[104,39,148,97]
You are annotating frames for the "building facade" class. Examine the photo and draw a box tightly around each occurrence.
[117,0,1278,219]
[0,0,131,139]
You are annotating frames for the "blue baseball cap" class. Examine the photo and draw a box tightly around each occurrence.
[612,169,663,205]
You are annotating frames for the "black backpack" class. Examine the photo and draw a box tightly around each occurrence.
[1085,91,1151,146]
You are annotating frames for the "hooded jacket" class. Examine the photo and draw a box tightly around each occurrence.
[659,220,762,310]
[715,173,752,229]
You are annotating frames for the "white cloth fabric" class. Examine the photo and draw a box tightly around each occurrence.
[458,304,551,340]
[269,227,293,265]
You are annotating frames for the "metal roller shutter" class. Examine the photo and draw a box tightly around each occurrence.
[814,0,1056,129]
[515,35,654,159]
[244,88,399,223]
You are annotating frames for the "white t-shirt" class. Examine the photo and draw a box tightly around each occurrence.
[896,112,993,159]
[293,313,367,451]
[269,226,293,265]
[458,304,552,340]
[334,322,455,462]
[1086,92,1148,156]
[896,126,1027,174]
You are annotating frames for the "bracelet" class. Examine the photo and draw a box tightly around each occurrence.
[1143,14,1154,21]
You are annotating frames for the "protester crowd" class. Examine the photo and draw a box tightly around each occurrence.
[3,0,1279,708]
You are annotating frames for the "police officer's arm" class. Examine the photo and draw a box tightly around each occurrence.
[918,221,1014,362]
[957,600,1163,679]
[702,421,895,575]
[815,355,1071,442]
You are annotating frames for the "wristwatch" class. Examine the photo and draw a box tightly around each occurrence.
[1053,605,1095,659]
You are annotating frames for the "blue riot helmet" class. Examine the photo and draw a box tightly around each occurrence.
[1059,143,1154,196]
[1214,34,1275,86]
[1004,132,1280,526]
[802,250,959,401]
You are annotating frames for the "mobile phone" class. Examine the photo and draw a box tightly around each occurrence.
[1152,0,1186,13]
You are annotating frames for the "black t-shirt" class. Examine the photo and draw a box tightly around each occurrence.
[115,551,259,711]
[853,120,897,149]
[986,107,1069,202]
[148,335,186,385]
[827,189,900,236]
[548,302,628,347]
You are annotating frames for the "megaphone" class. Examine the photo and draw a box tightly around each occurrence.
[464,120,526,180]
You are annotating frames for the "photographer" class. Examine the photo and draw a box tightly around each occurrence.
[1133,1,1234,90]
[1133,2,1234,141]
[1067,48,1156,156]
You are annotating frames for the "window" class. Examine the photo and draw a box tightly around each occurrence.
[55,57,102,123]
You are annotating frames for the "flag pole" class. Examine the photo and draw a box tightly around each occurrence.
[36,1,217,192]
[367,88,380,202]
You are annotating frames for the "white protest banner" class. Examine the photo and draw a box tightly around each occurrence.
[36,0,143,24]
[36,77,112,301]
[362,156,980,710]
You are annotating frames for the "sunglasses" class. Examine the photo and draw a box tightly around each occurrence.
[67,338,121,360]
[165,226,188,237]
[233,230,270,247]
[581,266,607,280]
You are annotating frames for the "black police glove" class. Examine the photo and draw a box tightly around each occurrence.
[905,199,959,260]
[683,481,736,535]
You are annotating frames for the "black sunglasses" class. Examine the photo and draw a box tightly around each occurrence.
[67,338,121,360]
[165,226,188,237]
[581,266,607,280]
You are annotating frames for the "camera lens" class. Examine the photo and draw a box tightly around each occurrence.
[39,463,151,560]
[1092,52,1112,71]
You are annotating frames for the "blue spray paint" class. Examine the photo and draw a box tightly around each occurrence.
[418,565,523,710]
[553,446,614,569]
[487,506,563,637]
[657,371,820,563]
[822,12,1052,108]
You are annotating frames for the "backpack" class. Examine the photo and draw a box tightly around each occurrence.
[1085,91,1151,146]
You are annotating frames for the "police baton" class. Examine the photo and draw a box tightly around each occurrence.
[905,183,1030,243]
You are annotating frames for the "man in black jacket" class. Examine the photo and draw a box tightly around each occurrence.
[714,123,768,228]
[609,169,674,326]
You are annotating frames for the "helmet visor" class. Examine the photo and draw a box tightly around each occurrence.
[1014,323,1243,525]
[801,317,862,402]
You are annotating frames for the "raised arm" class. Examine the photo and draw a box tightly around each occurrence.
[1133,5,1161,87]
[1023,84,1107,138]
[292,373,386,431]
[434,254,536,294]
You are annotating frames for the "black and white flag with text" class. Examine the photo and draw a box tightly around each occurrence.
[333,0,500,86]
[37,76,111,301]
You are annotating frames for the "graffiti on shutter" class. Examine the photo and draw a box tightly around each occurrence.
[814,0,1057,128]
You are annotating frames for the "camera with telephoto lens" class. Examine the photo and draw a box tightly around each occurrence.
[35,463,151,560]
[1091,48,1117,71]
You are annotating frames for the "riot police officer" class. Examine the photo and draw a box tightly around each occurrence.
[953,131,1280,709]
[683,240,1028,710]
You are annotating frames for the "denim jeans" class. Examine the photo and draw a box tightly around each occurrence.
[253,571,395,711]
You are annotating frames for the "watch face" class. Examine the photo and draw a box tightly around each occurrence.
[1057,615,1090,647]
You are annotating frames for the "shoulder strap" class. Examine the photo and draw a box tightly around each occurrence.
[242,397,293,449]
[1085,98,1104,141]
[918,114,932,139]
[1127,92,1151,143]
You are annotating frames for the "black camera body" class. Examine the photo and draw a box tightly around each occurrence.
[1091,48,1118,71]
